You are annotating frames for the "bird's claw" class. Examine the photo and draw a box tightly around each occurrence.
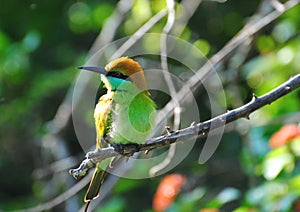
[111,143,140,156]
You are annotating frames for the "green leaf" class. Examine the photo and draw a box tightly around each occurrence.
[262,146,294,180]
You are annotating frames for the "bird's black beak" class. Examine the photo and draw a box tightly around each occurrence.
[78,66,107,75]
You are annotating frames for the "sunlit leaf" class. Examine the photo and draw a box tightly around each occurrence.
[256,35,275,54]
[193,39,210,57]
[262,147,294,180]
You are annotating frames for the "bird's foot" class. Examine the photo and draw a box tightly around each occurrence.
[111,143,140,156]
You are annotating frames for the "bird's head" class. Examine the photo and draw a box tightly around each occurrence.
[79,57,148,94]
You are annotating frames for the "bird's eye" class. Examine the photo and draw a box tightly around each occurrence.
[115,72,121,77]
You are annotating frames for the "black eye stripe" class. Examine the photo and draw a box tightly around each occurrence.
[106,71,132,81]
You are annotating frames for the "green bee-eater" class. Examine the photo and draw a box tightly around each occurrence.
[79,57,157,211]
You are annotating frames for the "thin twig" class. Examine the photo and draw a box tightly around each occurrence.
[151,0,179,176]
[70,74,300,179]
[271,0,285,12]
[160,0,177,103]
[33,155,81,179]
[150,0,203,176]
[170,0,202,36]
[89,0,134,55]
[111,9,167,59]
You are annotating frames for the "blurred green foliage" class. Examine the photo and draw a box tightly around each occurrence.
[0,0,300,211]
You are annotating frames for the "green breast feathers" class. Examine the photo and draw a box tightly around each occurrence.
[94,91,156,145]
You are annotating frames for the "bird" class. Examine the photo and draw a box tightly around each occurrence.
[79,57,157,211]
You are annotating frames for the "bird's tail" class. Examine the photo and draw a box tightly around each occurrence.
[84,160,109,212]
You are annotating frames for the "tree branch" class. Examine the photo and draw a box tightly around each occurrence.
[69,74,300,179]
